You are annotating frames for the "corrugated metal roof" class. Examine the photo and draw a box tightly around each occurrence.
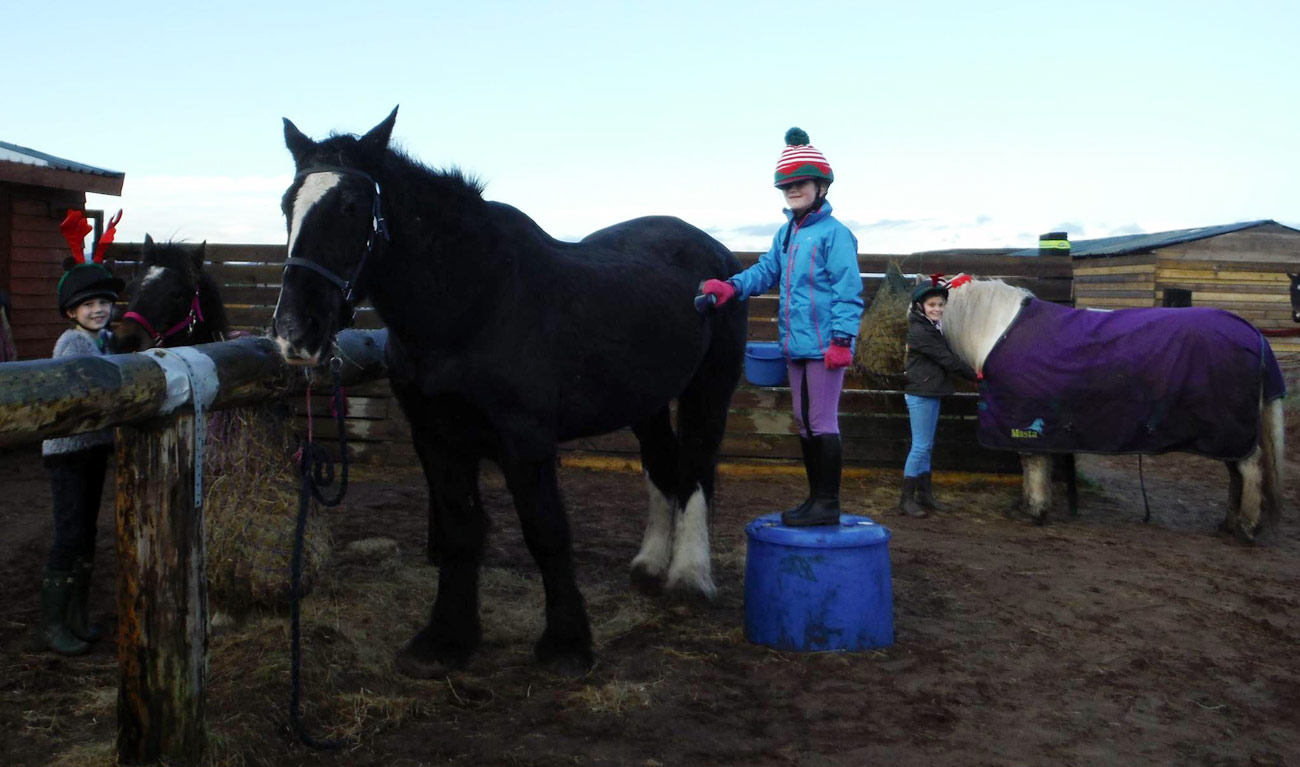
[1006,220,1286,258]
[0,140,124,179]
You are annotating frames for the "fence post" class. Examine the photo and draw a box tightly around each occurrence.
[114,413,208,764]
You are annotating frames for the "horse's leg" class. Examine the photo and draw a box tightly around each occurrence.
[1232,449,1264,543]
[629,408,680,595]
[501,455,593,675]
[395,449,486,678]
[1064,453,1079,518]
[664,379,730,603]
[1020,453,1052,525]
[1224,460,1243,535]
[411,435,442,565]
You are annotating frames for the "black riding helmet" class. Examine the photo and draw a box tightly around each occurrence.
[57,263,125,315]
[911,283,948,306]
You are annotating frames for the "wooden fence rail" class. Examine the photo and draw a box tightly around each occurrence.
[0,329,388,765]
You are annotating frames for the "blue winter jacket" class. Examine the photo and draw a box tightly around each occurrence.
[728,201,864,360]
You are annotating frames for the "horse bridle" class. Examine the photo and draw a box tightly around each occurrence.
[123,285,204,347]
[281,165,390,327]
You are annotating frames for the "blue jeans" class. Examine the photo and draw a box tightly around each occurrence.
[904,394,941,478]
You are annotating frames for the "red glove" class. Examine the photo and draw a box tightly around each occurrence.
[824,341,853,370]
[700,279,736,307]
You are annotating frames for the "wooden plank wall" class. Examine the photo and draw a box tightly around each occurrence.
[5,186,88,360]
[106,243,1073,473]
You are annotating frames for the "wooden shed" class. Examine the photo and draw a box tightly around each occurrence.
[1010,221,1300,355]
[0,141,124,360]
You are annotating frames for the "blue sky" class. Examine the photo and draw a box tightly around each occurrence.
[7,0,1298,254]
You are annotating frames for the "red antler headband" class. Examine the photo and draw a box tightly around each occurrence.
[58,209,122,265]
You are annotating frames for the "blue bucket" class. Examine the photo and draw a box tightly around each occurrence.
[744,342,787,386]
[744,513,894,651]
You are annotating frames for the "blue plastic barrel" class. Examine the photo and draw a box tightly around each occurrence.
[744,513,894,651]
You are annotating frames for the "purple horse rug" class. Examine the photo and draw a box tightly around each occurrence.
[978,298,1287,460]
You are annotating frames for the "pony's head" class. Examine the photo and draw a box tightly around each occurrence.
[935,274,1032,373]
[271,108,397,365]
[1288,272,1299,323]
[116,236,211,352]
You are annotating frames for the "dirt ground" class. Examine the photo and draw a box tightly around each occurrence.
[2,439,1299,767]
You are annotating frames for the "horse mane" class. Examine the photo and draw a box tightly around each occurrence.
[939,276,1033,373]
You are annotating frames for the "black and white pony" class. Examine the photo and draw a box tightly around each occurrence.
[115,236,231,352]
[268,109,746,675]
[940,275,1286,542]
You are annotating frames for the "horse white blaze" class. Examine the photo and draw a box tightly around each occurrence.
[140,265,168,287]
[274,172,342,360]
[631,474,675,579]
[665,485,715,598]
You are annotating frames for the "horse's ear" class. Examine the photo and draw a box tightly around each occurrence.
[283,118,315,166]
[359,106,399,157]
[141,234,155,261]
[192,242,208,273]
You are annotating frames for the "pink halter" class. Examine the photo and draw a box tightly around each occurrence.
[123,288,204,347]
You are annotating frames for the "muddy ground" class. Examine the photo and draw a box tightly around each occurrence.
[2,441,1298,766]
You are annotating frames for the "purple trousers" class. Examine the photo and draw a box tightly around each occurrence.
[787,360,846,437]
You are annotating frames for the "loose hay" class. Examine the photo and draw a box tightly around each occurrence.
[853,260,912,383]
[204,405,331,613]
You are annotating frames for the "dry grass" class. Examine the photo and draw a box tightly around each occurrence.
[853,261,912,383]
[203,406,330,613]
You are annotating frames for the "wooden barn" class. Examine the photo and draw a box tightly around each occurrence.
[0,141,124,360]
[1010,221,1300,354]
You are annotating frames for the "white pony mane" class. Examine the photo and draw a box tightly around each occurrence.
[939,275,1033,373]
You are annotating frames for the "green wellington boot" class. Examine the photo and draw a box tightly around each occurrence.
[67,558,105,643]
[40,569,91,656]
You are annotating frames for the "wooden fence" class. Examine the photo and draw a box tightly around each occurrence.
[0,330,388,765]
[108,243,1075,473]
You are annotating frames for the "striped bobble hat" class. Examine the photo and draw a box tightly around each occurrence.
[774,127,833,187]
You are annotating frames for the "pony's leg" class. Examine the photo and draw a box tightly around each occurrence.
[1224,461,1243,535]
[1232,449,1264,543]
[1020,453,1052,524]
[396,449,486,678]
[501,456,593,674]
[1064,453,1079,518]
[629,408,680,595]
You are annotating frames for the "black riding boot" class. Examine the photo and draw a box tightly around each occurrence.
[784,434,842,527]
[67,558,105,643]
[40,569,91,656]
[898,476,927,518]
[916,472,946,512]
[779,437,819,524]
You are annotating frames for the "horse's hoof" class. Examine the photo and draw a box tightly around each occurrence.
[629,565,665,596]
[664,579,717,607]
[535,638,593,678]
[395,635,472,679]
[1232,524,1258,545]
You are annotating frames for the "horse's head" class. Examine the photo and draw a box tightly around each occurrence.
[116,236,209,352]
[1288,272,1299,323]
[271,108,397,365]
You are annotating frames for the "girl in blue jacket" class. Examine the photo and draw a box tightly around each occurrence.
[699,128,864,526]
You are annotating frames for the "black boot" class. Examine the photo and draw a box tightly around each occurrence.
[779,437,819,523]
[784,434,842,527]
[898,476,927,518]
[916,472,946,512]
[67,558,105,643]
[40,569,91,656]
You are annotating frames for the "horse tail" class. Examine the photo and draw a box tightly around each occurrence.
[1259,395,1285,530]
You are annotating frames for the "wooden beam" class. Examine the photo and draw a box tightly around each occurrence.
[0,162,124,195]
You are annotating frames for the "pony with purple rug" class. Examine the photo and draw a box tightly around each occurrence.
[940,274,1286,542]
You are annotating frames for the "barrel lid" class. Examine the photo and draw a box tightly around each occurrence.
[745,513,891,548]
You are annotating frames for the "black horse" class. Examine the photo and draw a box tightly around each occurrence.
[269,109,747,676]
[115,236,231,352]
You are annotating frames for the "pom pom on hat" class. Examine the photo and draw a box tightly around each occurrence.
[774,127,833,187]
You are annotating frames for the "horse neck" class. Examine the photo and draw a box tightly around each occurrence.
[943,282,1028,371]
[366,165,508,343]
